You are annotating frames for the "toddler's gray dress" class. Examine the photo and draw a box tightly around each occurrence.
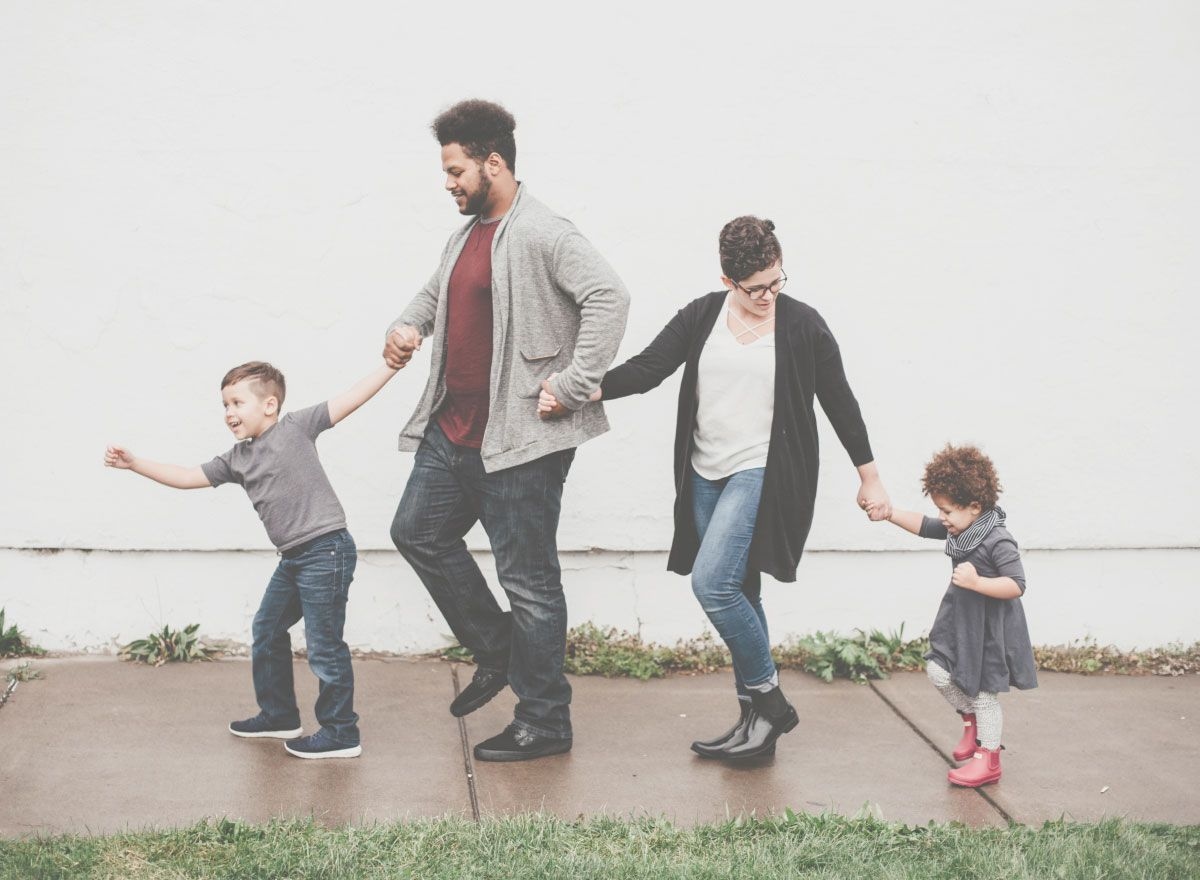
[921,516,1038,698]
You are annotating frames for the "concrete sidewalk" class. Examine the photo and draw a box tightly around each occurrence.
[1,657,1196,836]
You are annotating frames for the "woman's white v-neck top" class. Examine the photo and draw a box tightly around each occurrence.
[690,303,776,480]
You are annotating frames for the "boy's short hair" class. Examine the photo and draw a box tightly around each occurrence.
[922,444,1002,509]
[719,216,783,282]
[431,99,517,172]
[221,361,286,407]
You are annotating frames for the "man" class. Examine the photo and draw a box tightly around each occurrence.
[384,99,629,761]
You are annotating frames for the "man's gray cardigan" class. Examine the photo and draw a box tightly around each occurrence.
[390,185,630,472]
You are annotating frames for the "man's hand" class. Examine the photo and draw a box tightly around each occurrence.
[383,325,422,370]
[952,561,980,590]
[104,445,135,469]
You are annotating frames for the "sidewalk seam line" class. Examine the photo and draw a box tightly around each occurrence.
[450,665,481,823]
[867,681,1015,824]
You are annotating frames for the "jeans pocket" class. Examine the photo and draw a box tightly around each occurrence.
[559,448,576,483]
[335,537,357,602]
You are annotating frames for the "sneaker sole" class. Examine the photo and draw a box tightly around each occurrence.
[229,725,303,739]
[284,742,363,759]
[948,773,1001,788]
[473,741,572,762]
[449,682,509,718]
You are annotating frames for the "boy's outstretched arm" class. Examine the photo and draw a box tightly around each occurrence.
[328,363,400,426]
[104,445,210,489]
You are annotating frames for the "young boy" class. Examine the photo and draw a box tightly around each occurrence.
[105,359,400,759]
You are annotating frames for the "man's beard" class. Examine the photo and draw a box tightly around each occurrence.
[462,173,492,215]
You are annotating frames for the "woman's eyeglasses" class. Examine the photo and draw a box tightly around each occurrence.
[733,270,787,301]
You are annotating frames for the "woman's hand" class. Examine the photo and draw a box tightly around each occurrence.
[855,464,892,521]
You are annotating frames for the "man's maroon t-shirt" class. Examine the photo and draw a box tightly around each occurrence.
[436,218,500,448]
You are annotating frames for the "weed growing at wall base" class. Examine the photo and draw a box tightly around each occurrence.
[119,624,218,666]
[0,608,45,658]
[1034,637,1200,676]
[786,626,929,683]
[443,624,1199,683]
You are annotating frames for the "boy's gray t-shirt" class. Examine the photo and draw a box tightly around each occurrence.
[201,402,346,551]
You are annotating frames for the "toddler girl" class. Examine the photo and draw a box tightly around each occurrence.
[869,444,1037,787]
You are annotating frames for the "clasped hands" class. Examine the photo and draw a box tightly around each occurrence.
[383,325,423,369]
[536,372,601,421]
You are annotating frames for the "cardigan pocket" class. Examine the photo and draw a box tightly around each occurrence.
[516,346,565,398]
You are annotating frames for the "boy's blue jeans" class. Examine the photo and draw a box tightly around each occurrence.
[690,467,776,696]
[251,528,359,745]
[391,422,574,740]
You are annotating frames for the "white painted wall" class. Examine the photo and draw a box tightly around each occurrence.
[2,3,1197,650]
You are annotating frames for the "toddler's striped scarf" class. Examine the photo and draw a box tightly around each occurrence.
[945,507,1006,560]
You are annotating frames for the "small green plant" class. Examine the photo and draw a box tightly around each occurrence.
[1,661,42,710]
[782,626,929,684]
[5,661,43,683]
[0,607,46,658]
[439,641,475,662]
[119,624,218,666]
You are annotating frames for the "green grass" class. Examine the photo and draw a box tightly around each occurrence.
[1,814,1197,879]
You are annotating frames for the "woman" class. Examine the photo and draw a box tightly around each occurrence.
[540,216,890,760]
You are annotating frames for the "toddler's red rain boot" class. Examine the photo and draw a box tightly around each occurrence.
[952,713,978,762]
[947,746,1002,788]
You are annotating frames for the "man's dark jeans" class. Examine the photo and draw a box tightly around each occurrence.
[391,423,574,739]
[251,529,360,745]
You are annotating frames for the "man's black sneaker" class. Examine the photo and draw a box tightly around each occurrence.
[450,667,508,718]
[473,725,572,762]
[284,729,362,760]
[228,714,303,739]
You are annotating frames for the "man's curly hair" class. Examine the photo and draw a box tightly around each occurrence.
[431,99,517,172]
[921,444,1002,509]
[719,216,782,282]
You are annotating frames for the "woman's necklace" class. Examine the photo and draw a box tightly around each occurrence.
[727,304,775,343]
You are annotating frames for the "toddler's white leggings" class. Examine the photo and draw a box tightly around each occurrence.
[926,660,1002,750]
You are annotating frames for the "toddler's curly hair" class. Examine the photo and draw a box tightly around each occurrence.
[921,444,1002,509]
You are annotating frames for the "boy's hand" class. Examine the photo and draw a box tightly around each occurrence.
[952,561,980,590]
[383,326,422,370]
[104,445,135,469]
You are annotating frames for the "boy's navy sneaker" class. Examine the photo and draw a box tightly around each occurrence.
[229,714,303,739]
[284,729,362,760]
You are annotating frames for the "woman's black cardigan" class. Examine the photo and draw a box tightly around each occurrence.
[601,291,874,587]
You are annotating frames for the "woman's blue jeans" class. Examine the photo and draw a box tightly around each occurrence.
[690,467,775,696]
